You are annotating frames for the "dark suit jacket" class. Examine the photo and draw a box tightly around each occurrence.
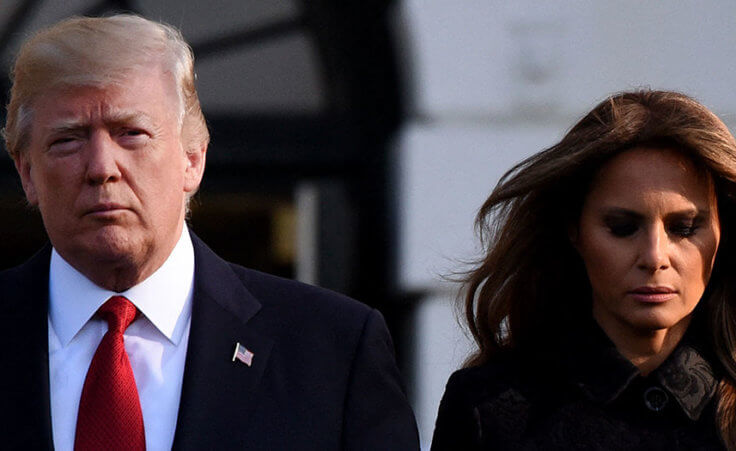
[0,232,419,450]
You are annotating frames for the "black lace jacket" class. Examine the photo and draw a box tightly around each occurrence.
[431,322,724,450]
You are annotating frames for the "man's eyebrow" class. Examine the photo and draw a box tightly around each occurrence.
[104,110,156,127]
[45,118,87,134]
[45,111,155,133]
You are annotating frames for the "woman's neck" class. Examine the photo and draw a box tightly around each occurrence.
[593,312,692,376]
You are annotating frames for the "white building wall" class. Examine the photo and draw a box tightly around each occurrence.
[398,2,736,448]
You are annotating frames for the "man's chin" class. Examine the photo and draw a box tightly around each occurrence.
[54,229,145,266]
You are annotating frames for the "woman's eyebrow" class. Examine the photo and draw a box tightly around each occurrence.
[600,208,644,220]
[602,207,708,219]
[664,208,710,220]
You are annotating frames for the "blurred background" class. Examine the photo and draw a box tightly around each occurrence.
[3,1,736,448]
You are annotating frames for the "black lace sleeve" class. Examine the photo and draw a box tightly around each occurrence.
[431,370,482,451]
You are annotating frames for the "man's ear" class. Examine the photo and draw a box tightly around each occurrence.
[13,152,38,206]
[183,142,207,194]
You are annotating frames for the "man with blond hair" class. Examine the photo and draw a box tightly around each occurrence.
[1,14,418,450]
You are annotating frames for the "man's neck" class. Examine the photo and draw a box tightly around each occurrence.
[55,223,185,293]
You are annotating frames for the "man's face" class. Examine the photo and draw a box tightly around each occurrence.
[15,67,206,290]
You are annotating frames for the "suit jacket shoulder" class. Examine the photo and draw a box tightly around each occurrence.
[229,263,373,331]
[174,233,419,450]
[0,245,54,449]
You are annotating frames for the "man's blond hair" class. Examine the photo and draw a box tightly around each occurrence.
[3,14,209,159]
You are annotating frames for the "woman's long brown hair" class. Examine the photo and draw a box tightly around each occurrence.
[463,90,736,448]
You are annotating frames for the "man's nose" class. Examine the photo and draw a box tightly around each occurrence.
[85,132,122,185]
[637,224,670,272]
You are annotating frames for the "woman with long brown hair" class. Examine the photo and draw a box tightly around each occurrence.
[431,90,736,450]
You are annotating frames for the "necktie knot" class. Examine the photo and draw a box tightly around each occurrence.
[76,295,145,450]
[98,295,138,334]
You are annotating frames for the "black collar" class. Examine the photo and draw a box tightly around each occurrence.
[564,322,718,421]
[655,344,718,420]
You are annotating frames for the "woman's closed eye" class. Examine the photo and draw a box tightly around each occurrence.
[604,217,703,239]
[667,218,701,238]
[605,217,639,237]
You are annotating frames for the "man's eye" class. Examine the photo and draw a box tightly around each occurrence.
[118,129,149,147]
[120,129,146,137]
[50,136,78,145]
[48,137,81,154]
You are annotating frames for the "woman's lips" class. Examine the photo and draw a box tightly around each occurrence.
[628,286,677,303]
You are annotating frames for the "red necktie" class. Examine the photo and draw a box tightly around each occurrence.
[74,296,146,451]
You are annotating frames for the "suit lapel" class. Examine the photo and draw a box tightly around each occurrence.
[0,246,54,449]
[172,233,274,450]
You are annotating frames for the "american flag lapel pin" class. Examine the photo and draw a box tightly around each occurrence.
[232,342,254,367]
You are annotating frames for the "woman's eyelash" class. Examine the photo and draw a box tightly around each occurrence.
[608,222,638,237]
[604,219,702,238]
[668,221,699,237]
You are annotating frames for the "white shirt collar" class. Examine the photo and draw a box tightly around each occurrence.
[49,226,195,347]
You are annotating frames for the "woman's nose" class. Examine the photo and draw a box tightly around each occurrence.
[637,224,670,272]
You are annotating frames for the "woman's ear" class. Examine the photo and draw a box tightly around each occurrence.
[568,223,579,251]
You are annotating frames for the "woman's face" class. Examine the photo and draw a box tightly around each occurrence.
[573,146,721,337]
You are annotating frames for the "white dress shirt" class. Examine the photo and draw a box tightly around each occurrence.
[48,227,195,451]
